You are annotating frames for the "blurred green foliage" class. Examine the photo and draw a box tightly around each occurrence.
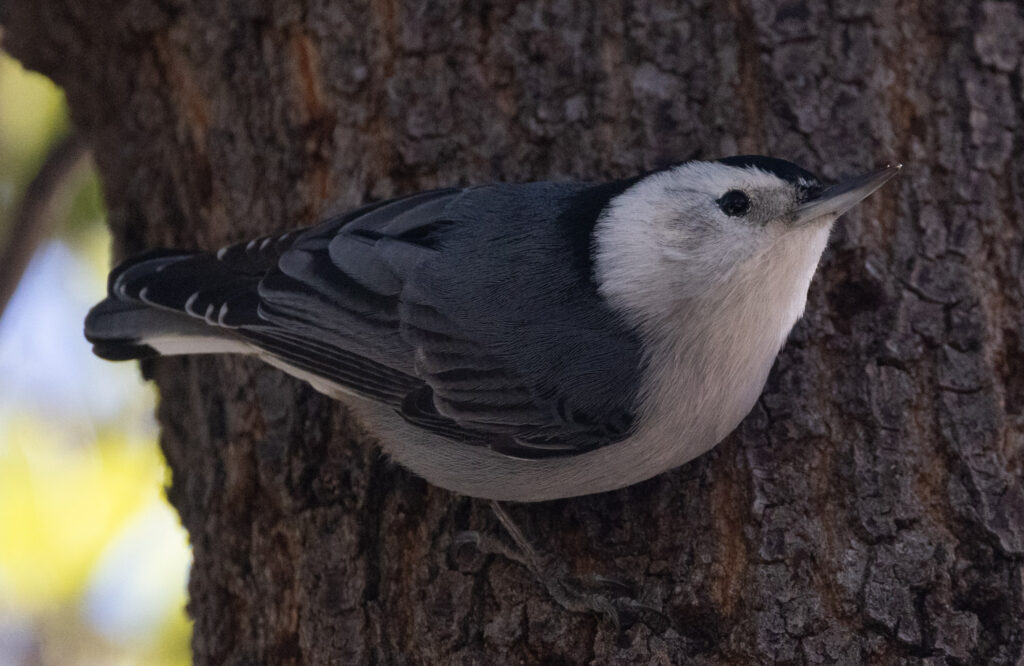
[0,54,67,169]
[0,52,191,665]
[0,54,67,235]
[0,53,105,247]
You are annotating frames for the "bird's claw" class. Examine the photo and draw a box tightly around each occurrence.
[448,501,666,632]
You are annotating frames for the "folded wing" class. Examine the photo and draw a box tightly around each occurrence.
[90,185,642,458]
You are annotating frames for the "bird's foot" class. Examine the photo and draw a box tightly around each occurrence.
[452,501,665,631]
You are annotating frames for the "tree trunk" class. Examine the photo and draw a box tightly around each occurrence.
[4,1,1023,663]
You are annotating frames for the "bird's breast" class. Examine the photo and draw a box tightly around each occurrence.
[629,224,832,468]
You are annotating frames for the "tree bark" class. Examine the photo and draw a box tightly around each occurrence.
[4,0,1023,663]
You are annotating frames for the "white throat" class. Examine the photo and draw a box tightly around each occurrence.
[597,221,833,468]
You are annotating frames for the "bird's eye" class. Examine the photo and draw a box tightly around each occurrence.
[716,190,751,216]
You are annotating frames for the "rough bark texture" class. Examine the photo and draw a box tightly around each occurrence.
[4,1,1023,663]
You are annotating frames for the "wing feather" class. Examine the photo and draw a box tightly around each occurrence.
[104,184,643,458]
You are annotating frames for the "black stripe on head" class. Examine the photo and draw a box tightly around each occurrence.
[716,155,825,202]
[716,155,822,187]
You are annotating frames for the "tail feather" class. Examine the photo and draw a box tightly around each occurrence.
[85,251,254,361]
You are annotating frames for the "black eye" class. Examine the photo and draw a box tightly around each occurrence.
[716,190,751,216]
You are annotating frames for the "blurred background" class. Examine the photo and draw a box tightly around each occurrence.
[0,53,191,664]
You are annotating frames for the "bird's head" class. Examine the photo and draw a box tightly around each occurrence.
[594,155,901,323]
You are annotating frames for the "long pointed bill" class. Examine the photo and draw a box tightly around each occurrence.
[796,164,902,226]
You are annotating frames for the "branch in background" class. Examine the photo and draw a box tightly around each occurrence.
[0,132,88,319]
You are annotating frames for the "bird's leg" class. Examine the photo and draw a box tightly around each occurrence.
[453,501,665,630]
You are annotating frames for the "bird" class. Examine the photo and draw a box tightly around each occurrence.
[85,156,901,502]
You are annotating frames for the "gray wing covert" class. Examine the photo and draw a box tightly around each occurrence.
[249,189,459,404]
[251,185,637,457]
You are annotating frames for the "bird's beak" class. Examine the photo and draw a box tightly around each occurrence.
[795,163,902,226]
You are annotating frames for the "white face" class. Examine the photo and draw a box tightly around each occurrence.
[594,161,830,308]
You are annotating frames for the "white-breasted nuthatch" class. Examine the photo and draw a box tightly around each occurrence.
[85,156,900,502]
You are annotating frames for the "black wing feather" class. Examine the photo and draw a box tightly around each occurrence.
[102,184,644,458]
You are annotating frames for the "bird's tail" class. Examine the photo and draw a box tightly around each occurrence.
[84,249,254,361]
